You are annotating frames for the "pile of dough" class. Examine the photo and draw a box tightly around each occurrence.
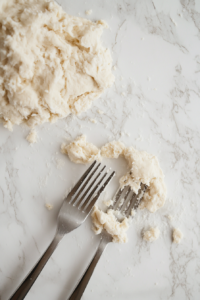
[91,206,129,243]
[143,227,160,242]
[0,0,114,131]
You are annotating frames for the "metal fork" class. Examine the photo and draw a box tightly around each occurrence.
[10,161,115,300]
[68,183,147,300]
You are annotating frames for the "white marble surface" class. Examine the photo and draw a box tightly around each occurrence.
[1,0,200,299]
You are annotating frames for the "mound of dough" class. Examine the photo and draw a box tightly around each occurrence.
[61,135,101,164]
[91,206,129,243]
[62,136,167,213]
[0,0,114,131]
[143,227,160,242]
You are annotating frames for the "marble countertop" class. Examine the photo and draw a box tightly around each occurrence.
[1,0,200,299]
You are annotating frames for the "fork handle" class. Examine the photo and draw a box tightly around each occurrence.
[68,235,109,300]
[9,234,63,300]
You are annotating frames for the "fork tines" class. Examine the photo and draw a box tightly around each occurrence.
[110,183,147,217]
[66,161,115,214]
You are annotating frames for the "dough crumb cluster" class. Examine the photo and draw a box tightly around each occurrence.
[0,0,114,131]
[91,206,129,243]
[143,227,160,242]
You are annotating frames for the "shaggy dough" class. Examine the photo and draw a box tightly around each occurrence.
[26,129,37,144]
[62,136,167,243]
[101,140,125,158]
[91,206,129,243]
[61,135,101,164]
[172,228,183,244]
[62,136,167,213]
[143,227,160,242]
[120,147,166,212]
[0,0,114,130]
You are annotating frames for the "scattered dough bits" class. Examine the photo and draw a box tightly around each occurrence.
[0,0,114,131]
[85,9,92,15]
[62,135,167,213]
[172,228,183,244]
[26,129,37,144]
[61,135,101,164]
[45,203,53,210]
[143,227,160,242]
[103,199,113,207]
[91,206,129,243]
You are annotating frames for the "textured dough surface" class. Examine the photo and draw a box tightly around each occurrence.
[62,136,167,213]
[61,135,101,164]
[91,206,129,243]
[101,140,125,158]
[143,227,160,242]
[62,136,167,243]
[0,0,114,130]
[172,228,183,244]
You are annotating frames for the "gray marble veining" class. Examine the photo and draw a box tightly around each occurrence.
[0,0,200,299]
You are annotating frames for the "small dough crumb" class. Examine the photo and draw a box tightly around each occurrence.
[143,227,160,242]
[3,120,13,132]
[26,130,37,144]
[85,9,92,15]
[91,206,129,243]
[56,158,65,169]
[167,214,173,220]
[104,199,113,207]
[90,118,97,124]
[98,110,104,115]
[45,203,53,210]
[61,135,101,164]
[172,228,183,244]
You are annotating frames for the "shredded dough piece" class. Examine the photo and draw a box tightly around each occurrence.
[61,135,101,164]
[143,227,160,242]
[26,129,37,144]
[91,206,129,243]
[101,140,125,158]
[172,228,183,244]
[0,0,114,130]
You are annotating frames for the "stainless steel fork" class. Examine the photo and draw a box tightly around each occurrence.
[68,184,147,300]
[10,161,115,300]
